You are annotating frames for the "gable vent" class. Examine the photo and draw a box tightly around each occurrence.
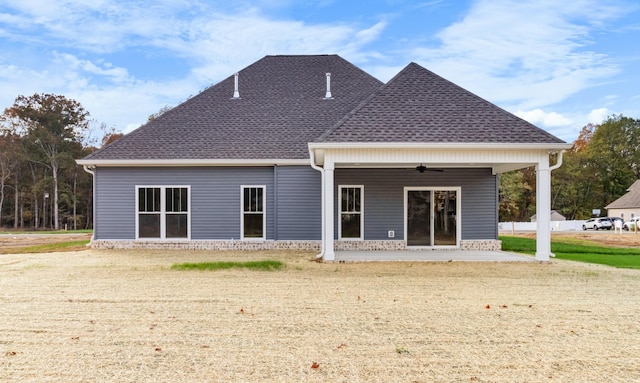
[232,73,240,99]
[324,72,333,99]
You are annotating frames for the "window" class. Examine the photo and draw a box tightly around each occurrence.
[339,185,363,239]
[136,186,190,239]
[242,186,265,239]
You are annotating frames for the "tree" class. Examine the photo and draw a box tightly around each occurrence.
[499,167,536,222]
[0,131,20,225]
[586,115,639,207]
[148,105,172,121]
[4,94,90,230]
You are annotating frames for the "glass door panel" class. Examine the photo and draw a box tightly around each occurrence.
[433,190,457,245]
[407,190,431,246]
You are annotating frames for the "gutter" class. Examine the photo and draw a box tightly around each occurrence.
[308,148,325,261]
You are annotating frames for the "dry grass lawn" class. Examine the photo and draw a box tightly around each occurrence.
[1,248,639,382]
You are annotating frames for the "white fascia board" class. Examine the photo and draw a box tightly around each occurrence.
[75,158,310,167]
[308,142,572,151]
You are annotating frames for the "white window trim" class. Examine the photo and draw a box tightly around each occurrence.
[135,185,191,240]
[241,185,266,240]
[338,185,364,240]
[403,186,461,248]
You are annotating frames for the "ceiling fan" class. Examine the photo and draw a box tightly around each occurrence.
[415,164,444,173]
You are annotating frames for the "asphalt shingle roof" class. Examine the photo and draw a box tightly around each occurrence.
[83,56,566,163]
[606,180,640,209]
[317,62,565,144]
[83,55,383,161]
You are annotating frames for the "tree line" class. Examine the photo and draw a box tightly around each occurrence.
[500,115,640,221]
[1,93,637,230]
[0,93,121,230]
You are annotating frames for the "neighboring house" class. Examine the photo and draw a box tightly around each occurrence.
[530,210,566,222]
[77,55,570,261]
[606,180,640,220]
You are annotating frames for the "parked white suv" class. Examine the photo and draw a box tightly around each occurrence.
[582,218,613,230]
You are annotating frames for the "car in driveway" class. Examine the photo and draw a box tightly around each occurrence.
[623,217,640,231]
[582,218,613,230]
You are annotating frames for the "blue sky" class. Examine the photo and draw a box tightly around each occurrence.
[1,0,638,143]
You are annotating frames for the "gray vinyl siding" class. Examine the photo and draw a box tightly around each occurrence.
[334,168,498,241]
[94,166,321,241]
[274,166,322,240]
[94,166,496,242]
[95,167,274,240]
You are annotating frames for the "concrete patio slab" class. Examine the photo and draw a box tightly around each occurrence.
[334,250,536,262]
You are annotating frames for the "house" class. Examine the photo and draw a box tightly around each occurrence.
[605,180,640,220]
[77,55,570,261]
[530,210,566,222]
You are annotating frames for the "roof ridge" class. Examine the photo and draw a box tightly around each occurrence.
[266,54,337,57]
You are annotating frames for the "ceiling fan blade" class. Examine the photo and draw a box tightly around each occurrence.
[415,164,444,173]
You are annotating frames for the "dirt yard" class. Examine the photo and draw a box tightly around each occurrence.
[0,233,92,253]
[1,246,639,382]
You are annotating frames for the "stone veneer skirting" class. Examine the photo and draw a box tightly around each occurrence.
[335,240,501,251]
[90,240,322,251]
[91,239,501,251]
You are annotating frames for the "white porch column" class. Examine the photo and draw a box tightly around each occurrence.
[535,157,552,261]
[323,162,335,261]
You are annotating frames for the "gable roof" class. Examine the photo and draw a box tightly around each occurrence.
[82,55,383,162]
[606,180,640,209]
[317,62,564,144]
[80,56,567,165]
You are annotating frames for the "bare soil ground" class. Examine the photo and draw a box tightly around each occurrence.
[0,233,92,253]
[1,244,639,382]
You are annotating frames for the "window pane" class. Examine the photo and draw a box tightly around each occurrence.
[166,187,188,212]
[341,213,361,238]
[243,187,263,213]
[139,214,160,238]
[166,188,174,212]
[138,188,145,212]
[341,188,348,211]
[243,213,263,238]
[353,188,361,212]
[341,187,361,213]
[180,188,188,211]
[255,188,263,212]
[139,188,160,212]
[166,214,188,238]
[244,188,251,212]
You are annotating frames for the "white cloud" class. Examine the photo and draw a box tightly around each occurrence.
[407,0,624,110]
[51,52,131,84]
[0,1,388,134]
[515,109,572,128]
[588,107,609,124]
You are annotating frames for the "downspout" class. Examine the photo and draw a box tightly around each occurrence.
[309,148,325,260]
[546,150,564,257]
[82,165,96,242]
[273,164,278,241]
[549,150,564,171]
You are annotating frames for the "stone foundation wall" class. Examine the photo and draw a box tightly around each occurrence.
[334,240,406,251]
[91,240,321,251]
[460,239,502,251]
[336,240,501,251]
[91,239,501,252]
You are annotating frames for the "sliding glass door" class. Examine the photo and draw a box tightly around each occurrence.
[405,188,459,247]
